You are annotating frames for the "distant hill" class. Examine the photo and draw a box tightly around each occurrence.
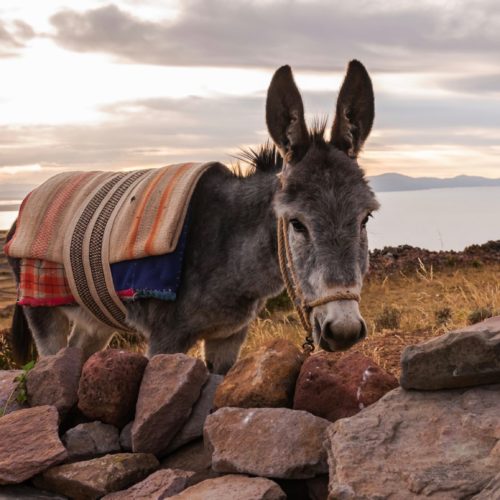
[368,173,500,192]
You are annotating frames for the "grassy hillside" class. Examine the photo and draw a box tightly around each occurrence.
[1,229,499,376]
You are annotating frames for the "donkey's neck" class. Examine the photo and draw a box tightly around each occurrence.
[190,164,284,302]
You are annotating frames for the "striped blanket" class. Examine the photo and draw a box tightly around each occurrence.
[5,162,215,330]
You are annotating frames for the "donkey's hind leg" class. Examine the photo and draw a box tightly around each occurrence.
[68,322,115,360]
[23,306,70,357]
[204,327,248,375]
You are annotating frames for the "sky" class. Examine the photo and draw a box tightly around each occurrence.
[0,0,499,192]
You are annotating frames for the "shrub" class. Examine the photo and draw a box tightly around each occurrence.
[435,307,452,326]
[468,306,493,325]
[375,306,402,330]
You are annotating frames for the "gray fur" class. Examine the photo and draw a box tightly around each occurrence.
[9,60,379,374]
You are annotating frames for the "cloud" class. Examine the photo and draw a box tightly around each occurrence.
[49,1,500,72]
[442,74,500,96]
[0,18,34,57]
[1,89,499,184]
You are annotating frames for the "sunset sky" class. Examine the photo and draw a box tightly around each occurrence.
[1,0,499,192]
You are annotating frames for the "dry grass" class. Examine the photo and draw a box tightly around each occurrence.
[240,263,500,377]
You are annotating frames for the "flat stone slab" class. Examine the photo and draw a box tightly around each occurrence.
[102,469,194,499]
[166,374,223,453]
[132,354,209,457]
[27,347,83,417]
[327,385,500,499]
[205,407,329,479]
[170,475,286,500]
[401,315,500,390]
[34,453,159,500]
[0,405,67,485]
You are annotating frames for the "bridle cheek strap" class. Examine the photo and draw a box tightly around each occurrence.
[277,217,361,354]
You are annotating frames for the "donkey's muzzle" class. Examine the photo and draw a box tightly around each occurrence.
[320,318,367,351]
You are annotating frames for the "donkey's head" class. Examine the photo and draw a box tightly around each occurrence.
[267,60,379,352]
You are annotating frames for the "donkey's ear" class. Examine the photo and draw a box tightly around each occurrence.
[330,60,374,158]
[266,65,309,164]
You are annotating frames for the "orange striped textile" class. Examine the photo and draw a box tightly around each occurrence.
[5,162,215,264]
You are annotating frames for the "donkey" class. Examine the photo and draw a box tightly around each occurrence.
[8,60,379,374]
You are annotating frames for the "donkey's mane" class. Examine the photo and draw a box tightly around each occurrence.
[235,117,328,177]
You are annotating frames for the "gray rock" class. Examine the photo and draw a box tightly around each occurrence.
[34,453,159,500]
[401,316,500,390]
[62,421,120,461]
[170,475,286,500]
[166,374,223,453]
[0,370,26,416]
[161,439,219,487]
[0,406,67,485]
[132,354,209,457]
[27,348,84,417]
[327,385,500,499]
[119,422,133,452]
[204,407,329,479]
[102,469,194,499]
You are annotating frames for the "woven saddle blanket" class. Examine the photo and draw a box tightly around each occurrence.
[5,161,215,330]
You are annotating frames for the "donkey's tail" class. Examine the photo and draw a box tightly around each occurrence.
[10,304,33,366]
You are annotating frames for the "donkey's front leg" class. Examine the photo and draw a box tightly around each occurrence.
[204,327,248,375]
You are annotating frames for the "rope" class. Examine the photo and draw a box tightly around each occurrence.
[277,216,361,354]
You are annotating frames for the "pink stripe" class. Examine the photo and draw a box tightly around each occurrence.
[30,172,95,258]
[18,296,76,307]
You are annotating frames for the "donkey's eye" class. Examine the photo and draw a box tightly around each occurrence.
[290,218,308,234]
[361,213,372,228]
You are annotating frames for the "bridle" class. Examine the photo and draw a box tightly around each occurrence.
[277,216,360,354]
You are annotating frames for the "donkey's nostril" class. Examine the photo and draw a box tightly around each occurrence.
[321,319,366,351]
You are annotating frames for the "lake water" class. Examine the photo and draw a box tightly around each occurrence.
[1,186,499,251]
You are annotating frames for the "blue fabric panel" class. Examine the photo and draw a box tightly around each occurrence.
[110,214,189,301]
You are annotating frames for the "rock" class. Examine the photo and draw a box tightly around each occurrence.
[0,370,26,416]
[120,422,133,452]
[401,316,500,390]
[62,421,120,461]
[214,339,304,409]
[0,484,67,499]
[166,374,223,453]
[293,351,398,422]
[132,354,209,457]
[161,439,219,486]
[327,384,500,499]
[78,349,148,428]
[170,475,286,500]
[205,407,329,479]
[102,469,194,499]
[0,405,67,484]
[26,348,83,417]
[34,453,159,500]
[473,472,500,499]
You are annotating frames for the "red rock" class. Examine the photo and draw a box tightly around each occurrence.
[78,349,148,428]
[27,348,83,417]
[132,354,209,457]
[0,406,67,484]
[293,352,398,422]
[34,453,159,499]
[204,407,329,479]
[214,339,304,409]
[170,475,286,499]
[102,469,194,499]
